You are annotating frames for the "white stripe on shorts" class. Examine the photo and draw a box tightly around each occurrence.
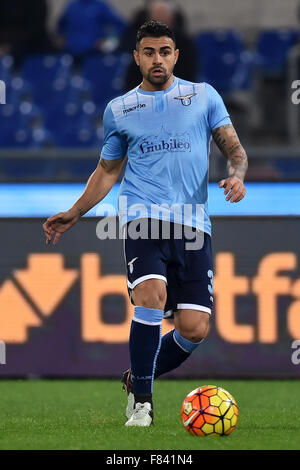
[177,303,211,314]
[127,274,167,290]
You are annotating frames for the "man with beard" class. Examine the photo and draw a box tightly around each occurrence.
[43,21,247,427]
[121,0,197,88]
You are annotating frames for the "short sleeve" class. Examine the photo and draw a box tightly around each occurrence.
[101,103,127,160]
[206,83,232,131]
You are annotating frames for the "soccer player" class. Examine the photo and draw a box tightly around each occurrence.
[43,20,247,427]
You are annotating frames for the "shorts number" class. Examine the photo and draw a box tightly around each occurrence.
[207,269,214,299]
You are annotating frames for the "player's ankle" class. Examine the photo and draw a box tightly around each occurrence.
[134,393,153,408]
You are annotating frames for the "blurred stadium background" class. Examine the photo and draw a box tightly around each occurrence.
[0,0,300,380]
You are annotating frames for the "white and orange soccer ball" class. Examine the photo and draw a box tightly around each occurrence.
[181,385,239,436]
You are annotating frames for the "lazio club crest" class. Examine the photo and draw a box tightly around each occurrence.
[174,93,197,106]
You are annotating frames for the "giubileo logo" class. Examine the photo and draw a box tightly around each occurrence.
[174,93,197,106]
[139,127,191,155]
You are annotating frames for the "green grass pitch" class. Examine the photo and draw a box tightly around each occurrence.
[0,379,299,450]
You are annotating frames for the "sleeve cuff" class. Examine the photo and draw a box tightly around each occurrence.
[211,117,232,131]
[100,152,125,161]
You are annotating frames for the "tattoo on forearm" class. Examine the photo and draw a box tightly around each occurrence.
[212,124,248,180]
[212,125,231,149]
[227,153,248,177]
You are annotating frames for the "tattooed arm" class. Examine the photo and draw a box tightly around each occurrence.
[212,124,248,203]
[71,157,125,216]
[43,157,125,245]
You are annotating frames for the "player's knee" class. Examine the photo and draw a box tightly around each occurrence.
[136,292,166,309]
[133,282,167,309]
[179,316,210,343]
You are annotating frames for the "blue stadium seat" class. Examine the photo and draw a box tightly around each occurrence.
[18,101,42,125]
[254,29,299,76]
[44,98,97,133]
[82,53,130,110]
[21,54,73,105]
[69,75,92,101]
[0,125,32,148]
[195,30,253,93]
[0,104,29,146]
[30,127,56,149]
[93,126,104,148]
[5,78,33,106]
[54,120,103,149]
[44,100,80,133]
[0,101,42,148]
[55,128,94,147]
[37,74,92,115]
[0,104,20,135]
[46,99,99,147]
[39,76,92,123]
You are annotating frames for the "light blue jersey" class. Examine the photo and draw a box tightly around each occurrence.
[101,76,231,235]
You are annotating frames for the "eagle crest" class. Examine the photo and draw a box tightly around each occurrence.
[174,93,197,106]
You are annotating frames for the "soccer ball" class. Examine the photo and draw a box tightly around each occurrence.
[181,385,239,436]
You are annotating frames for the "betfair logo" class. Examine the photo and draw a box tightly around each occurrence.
[2,251,300,345]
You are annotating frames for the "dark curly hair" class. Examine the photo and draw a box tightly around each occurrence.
[136,20,176,48]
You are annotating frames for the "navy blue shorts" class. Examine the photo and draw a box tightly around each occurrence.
[123,218,214,318]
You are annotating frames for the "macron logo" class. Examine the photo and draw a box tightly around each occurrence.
[123,104,146,115]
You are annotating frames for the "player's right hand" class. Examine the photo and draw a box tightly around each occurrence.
[43,209,80,246]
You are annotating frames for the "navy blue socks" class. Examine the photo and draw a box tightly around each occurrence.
[129,306,163,404]
[155,329,204,378]
[129,307,204,404]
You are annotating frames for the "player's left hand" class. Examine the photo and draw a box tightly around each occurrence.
[219,176,246,203]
